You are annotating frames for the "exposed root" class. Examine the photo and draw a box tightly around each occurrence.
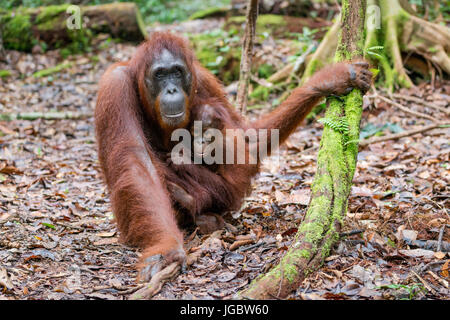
[405,15,450,74]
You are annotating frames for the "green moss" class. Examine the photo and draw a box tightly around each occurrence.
[0,70,12,78]
[189,31,241,83]
[36,4,70,25]
[189,7,229,20]
[302,59,323,82]
[257,64,275,79]
[227,14,287,35]
[32,63,72,78]
[2,12,33,51]
[321,229,339,258]
[250,86,271,101]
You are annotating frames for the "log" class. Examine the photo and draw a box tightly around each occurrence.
[0,3,147,52]
[232,0,336,16]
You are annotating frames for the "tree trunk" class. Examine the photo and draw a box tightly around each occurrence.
[0,3,147,52]
[239,0,367,300]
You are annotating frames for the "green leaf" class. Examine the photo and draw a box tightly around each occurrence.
[370,68,380,78]
[41,222,56,229]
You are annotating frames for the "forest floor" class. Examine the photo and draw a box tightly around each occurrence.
[0,20,449,300]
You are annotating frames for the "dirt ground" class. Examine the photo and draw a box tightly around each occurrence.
[0,25,449,300]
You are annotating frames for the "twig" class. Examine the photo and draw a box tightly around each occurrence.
[404,239,450,252]
[373,94,439,122]
[392,93,449,115]
[298,145,319,155]
[427,271,449,289]
[437,225,445,252]
[411,270,436,295]
[229,239,254,251]
[236,0,259,115]
[250,73,273,88]
[239,241,265,252]
[359,123,448,147]
[339,229,364,238]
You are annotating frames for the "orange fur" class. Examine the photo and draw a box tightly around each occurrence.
[95,31,369,273]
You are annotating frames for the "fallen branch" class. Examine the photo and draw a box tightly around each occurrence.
[359,122,448,147]
[437,225,446,252]
[411,269,437,295]
[0,112,93,121]
[405,239,450,252]
[339,229,364,237]
[229,239,254,251]
[373,94,439,122]
[427,271,449,289]
[392,93,449,115]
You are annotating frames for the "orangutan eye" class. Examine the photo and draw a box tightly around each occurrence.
[154,68,165,79]
[173,67,183,78]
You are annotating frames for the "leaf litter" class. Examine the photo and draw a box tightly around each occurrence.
[0,25,449,300]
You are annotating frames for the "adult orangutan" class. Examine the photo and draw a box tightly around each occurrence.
[95,32,372,281]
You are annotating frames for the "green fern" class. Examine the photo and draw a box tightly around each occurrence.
[318,117,350,144]
[366,46,384,60]
[318,117,349,134]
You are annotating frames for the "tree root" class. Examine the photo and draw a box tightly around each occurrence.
[298,0,450,90]
[301,19,340,83]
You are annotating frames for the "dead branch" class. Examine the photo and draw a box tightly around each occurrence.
[404,238,450,252]
[359,122,448,147]
[236,0,259,115]
[391,93,449,115]
[229,239,254,251]
[373,95,439,122]
[437,225,446,252]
